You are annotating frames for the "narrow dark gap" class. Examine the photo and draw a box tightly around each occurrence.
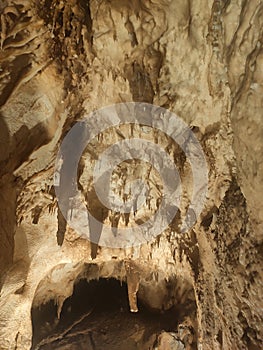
[31,278,193,350]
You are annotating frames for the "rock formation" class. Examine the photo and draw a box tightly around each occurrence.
[0,0,262,349]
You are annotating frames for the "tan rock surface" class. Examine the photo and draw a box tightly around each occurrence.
[0,0,262,349]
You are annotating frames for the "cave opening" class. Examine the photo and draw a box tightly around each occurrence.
[31,277,195,350]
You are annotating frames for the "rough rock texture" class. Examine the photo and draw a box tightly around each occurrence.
[0,0,262,349]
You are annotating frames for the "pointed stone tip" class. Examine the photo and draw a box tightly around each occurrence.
[130,308,138,313]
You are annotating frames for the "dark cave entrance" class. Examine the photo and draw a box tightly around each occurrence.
[31,277,196,350]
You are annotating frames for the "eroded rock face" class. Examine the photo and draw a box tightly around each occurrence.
[0,0,262,349]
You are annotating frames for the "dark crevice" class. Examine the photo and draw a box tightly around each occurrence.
[0,54,32,107]
[31,277,197,350]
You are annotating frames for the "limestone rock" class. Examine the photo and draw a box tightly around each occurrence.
[0,0,262,349]
[157,332,185,350]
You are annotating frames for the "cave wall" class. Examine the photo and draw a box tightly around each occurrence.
[0,0,262,349]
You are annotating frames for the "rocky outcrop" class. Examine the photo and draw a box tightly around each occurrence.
[0,0,262,349]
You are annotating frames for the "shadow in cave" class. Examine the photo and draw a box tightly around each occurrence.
[0,110,53,279]
[0,113,11,165]
[31,278,196,350]
[0,114,14,280]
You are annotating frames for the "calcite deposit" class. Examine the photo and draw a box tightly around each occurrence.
[0,0,262,349]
